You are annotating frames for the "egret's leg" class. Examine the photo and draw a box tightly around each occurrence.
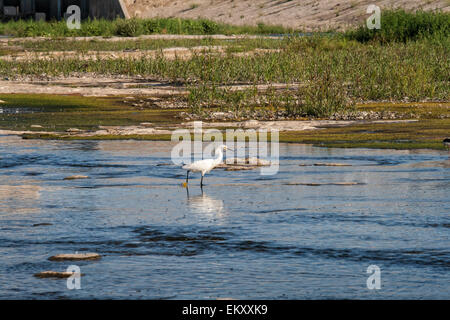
[200,175,204,187]
[186,170,190,184]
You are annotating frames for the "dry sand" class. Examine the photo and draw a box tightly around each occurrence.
[124,0,449,31]
[1,46,279,62]
[0,76,186,96]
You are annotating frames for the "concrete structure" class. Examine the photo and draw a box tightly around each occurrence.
[0,0,129,20]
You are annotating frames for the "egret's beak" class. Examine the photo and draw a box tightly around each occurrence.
[225,146,234,151]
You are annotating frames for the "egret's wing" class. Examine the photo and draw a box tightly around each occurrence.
[183,159,214,171]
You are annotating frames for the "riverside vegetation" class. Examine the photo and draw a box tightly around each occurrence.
[0,17,292,37]
[0,10,448,150]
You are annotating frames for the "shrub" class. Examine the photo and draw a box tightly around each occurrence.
[0,17,295,37]
[346,9,450,43]
[142,20,162,34]
[114,18,143,37]
[200,19,220,34]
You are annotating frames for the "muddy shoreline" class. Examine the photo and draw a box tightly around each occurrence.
[0,119,420,141]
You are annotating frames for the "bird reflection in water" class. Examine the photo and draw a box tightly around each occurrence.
[186,187,225,217]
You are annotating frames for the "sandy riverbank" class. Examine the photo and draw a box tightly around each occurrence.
[124,0,449,30]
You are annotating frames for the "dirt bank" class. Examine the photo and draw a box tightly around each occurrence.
[124,0,449,30]
[1,46,279,62]
[0,77,185,96]
[0,76,300,97]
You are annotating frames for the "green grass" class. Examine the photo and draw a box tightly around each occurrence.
[183,37,448,117]
[3,94,449,151]
[345,9,450,43]
[1,35,447,118]
[3,10,446,41]
[0,18,294,37]
[279,118,450,150]
[1,37,447,95]
[0,11,448,141]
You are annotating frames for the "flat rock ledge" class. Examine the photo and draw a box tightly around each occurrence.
[34,271,84,279]
[225,157,272,166]
[32,223,53,227]
[48,253,101,261]
[299,163,352,167]
[216,157,272,171]
[222,166,255,171]
[285,182,362,186]
[64,175,89,180]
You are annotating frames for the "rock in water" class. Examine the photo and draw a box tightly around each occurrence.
[313,163,352,166]
[285,182,361,186]
[32,223,53,227]
[299,163,352,167]
[225,166,254,171]
[34,271,83,279]
[64,175,89,180]
[48,253,101,261]
[225,157,271,166]
[332,182,360,185]
[66,128,83,133]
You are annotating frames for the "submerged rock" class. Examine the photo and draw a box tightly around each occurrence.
[64,175,89,180]
[34,271,83,279]
[225,157,271,166]
[224,166,255,171]
[66,128,83,133]
[32,223,53,227]
[214,157,272,171]
[216,163,258,171]
[286,182,361,186]
[333,182,360,185]
[299,163,351,167]
[242,120,259,128]
[313,163,352,167]
[48,253,101,261]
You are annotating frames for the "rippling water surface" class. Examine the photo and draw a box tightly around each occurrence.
[0,135,448,299]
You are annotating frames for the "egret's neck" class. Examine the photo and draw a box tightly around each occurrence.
[214,148,224,165]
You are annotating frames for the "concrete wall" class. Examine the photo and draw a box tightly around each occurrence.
[88,0,129,20]
[2,0,35,17]
[1,0,129,20]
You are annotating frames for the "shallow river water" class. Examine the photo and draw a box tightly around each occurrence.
[0,135,448,299]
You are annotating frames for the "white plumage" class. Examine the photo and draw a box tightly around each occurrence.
[182,144,229,187]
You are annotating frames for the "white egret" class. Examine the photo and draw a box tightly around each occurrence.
[182,144,230,187]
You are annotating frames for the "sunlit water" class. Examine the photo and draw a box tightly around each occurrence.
[0,135,448,299]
